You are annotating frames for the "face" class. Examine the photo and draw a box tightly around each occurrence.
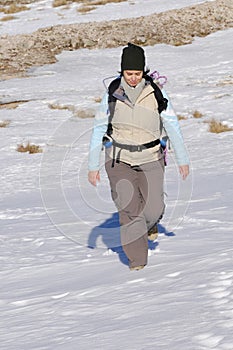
[123,70,143,87]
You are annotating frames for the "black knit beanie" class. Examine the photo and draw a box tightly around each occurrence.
[121,43,145,72]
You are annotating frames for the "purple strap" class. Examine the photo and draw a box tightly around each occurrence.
[150,70,167,87]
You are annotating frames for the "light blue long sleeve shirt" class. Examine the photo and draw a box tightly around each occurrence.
[160,89,190,166]
[88,89,189,171]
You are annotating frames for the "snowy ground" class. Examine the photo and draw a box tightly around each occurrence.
[0,0,212,35]
[1,1,233,349]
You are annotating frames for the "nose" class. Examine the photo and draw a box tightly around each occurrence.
[130,75,137,82]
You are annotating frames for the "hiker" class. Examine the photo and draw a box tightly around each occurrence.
[88,43,189,271]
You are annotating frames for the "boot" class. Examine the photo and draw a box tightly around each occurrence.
[130,265,145,271]
[148,224,158,241]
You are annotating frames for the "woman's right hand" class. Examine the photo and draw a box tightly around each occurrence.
[88,170,100,187]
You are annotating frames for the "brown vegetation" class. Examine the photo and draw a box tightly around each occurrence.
[93,96,102,103]
[77,5,96,13]
[52,0,126,7]
[48,103,95,118]
[177,114,188,121]
[0,14,16,20]
[192,110,203,119]
[0,1,34,4]
[0,120,10,127]
[52,0,71,6]
[207,119,233,133]
[74,108,95,118]
[0,4,28,13]
[216,75,233,86]
[16,142,43,154]
[77,1,127,14]
[48,103,74,111]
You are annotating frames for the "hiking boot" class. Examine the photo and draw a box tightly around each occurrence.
[148,224,158,241]
[130,265,145,271]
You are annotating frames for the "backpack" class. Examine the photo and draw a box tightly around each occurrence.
[106,74,168,137]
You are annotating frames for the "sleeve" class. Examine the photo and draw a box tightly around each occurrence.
[160,89,190,166]
[88,93,109,171]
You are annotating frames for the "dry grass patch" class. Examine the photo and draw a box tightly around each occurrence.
[74,108,95,118]
[192,110,203,119]
[84,0,126,4]
[0,1,33,4]
[48,103,74,112]
[0,14,16,20]
[52,0,70,7]
[93,96,102,103]
[53,0,126,7]
[216,76,233,87]
[77,0,126,11]
[177,114,188,121]
[52,0,86,7]
[77,5,96,13]
[214,93,231,99]
[207,119,233,134]
[48,103,94,118]
[0,120,10,127]
[0,4,28,13]
[17,142,43,154]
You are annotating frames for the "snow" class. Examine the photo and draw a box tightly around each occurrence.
[0,1,233,350]
[0,0,213,35]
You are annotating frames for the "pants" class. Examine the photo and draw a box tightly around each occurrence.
[105,158,165,268]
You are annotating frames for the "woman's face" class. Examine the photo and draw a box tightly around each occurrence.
[123,70,143,87]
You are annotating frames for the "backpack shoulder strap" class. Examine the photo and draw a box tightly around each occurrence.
[108,77,121,96]
[107,77,121,136]
[144,75,168,113]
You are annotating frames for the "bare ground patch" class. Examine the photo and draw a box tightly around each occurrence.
[0,4,29,13]
[0,0,35,4]
[0,100,29,108]
[0,0,232,80]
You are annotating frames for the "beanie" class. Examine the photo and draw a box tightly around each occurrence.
[121,43,145,72]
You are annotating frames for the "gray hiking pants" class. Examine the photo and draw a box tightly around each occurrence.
[105,158,165,268]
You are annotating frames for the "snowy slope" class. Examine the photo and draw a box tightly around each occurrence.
[1,1,233,350]
[0,0,213,35]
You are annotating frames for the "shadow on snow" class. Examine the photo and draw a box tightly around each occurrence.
[88,212,175,266]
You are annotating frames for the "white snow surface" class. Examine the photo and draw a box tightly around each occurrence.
[0,0,213,35]
[0,1,233,350]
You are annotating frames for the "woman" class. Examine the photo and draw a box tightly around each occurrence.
[88,43,189,271]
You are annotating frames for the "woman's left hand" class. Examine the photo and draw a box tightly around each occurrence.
[179,165,189,180]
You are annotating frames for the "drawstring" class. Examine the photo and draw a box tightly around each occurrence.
[116,149,122,164]
[112,144,116,167]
